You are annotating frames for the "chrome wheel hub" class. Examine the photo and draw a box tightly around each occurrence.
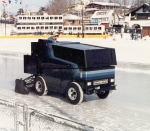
[68,87,77,100]
[35,81,42,92]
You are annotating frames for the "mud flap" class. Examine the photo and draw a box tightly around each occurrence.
[15,79,29,94]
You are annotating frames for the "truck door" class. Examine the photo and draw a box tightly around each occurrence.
[41,63,62,92]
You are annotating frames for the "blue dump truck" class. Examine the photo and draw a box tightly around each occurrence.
[15,39,117,104]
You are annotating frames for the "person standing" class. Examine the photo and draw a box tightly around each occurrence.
[48,33,59,42]
[135,34,138,41]
[77,32,80,38]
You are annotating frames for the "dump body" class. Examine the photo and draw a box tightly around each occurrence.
[24,39,117,94]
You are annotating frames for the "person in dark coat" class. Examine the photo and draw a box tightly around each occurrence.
[48,33,59,42]
[77,32,80,38]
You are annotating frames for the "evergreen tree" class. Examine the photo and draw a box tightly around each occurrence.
[17,8,24,15]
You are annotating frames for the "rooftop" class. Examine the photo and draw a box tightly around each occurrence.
[63,14,81,20]
[88,2,120,6]
[91,10,114,19]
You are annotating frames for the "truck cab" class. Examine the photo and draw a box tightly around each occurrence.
[23,39,117,104]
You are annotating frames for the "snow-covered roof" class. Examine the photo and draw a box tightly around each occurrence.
[88,2,120,6]
[63,14,81,20]
[126,3,150,15]
[85,8,100,12]
[91,10,114,19]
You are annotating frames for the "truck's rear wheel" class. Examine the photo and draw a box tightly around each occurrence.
[66,82,83,105]
[97,91,110,99]
[34,76,48,96]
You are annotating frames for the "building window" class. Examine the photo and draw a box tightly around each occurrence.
[78,27,81,30]
[102,6,106,9]
[36,27,39,29]
[90,27,92,30]
[64,27,67,30]
[22,27,25,29]
[86,27,88,30]
[28,17,31,20]
[19,17,22,20]
[73,27,77,30]
[23,17,26,20]
[41,17,44,20]
[50,17,53,19]
[37,17,40,20]
[59,17,62,19]
[18,27,21,30]
[32,17,35,20]
[55,17,58,19]
[69,27,72,30]
[50,26,53,29]
[27,27,30,29]
[94,27,97,30]
[45,26,48,29]
[110,6,113,9]
[41,26,44,29]
[54,26,58,29]
[98,27,101,30]
[59,26,62,29]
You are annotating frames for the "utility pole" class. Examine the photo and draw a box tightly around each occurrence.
[3,4,7,36]
[124,0,125,18]
[81,1,84,38]
[114,0,115,25]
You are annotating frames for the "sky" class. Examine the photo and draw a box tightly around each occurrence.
[0,0,49,14]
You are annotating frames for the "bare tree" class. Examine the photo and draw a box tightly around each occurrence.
[38,7,46,15]
[108,0,114,3]
[46,0,74,15]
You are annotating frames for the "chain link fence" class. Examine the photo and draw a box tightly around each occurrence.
[0,100,15,131]
[29,111,95,131]
[0,99,102,131]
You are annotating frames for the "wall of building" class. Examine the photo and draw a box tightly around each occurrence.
[142,26,150,37]
[128,20,150,27]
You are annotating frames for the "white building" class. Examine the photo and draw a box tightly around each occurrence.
[16,15,63,34]
[91,10,120,28]
[125,3,150,36]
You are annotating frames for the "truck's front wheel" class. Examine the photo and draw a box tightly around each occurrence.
[97,91,110,99]
[66,82,83,105]
[34,76,48,96]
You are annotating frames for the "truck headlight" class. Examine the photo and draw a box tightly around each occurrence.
[87,82,92,86]
[110,79,114,82]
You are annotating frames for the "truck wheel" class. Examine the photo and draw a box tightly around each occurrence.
[66,82,83,105]
[34,76,48,96]
[97,91,110,99]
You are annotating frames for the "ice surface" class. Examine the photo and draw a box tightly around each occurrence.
[0,38,150,130]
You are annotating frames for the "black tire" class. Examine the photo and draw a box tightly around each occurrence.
[97,91,110,99]
[66,82,83,105]
[34,76,48,96]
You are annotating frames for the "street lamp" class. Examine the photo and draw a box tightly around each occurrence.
[3,4,7,36]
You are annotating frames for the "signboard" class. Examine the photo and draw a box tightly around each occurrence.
[84,20,90,25]
[90,19,98,25]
